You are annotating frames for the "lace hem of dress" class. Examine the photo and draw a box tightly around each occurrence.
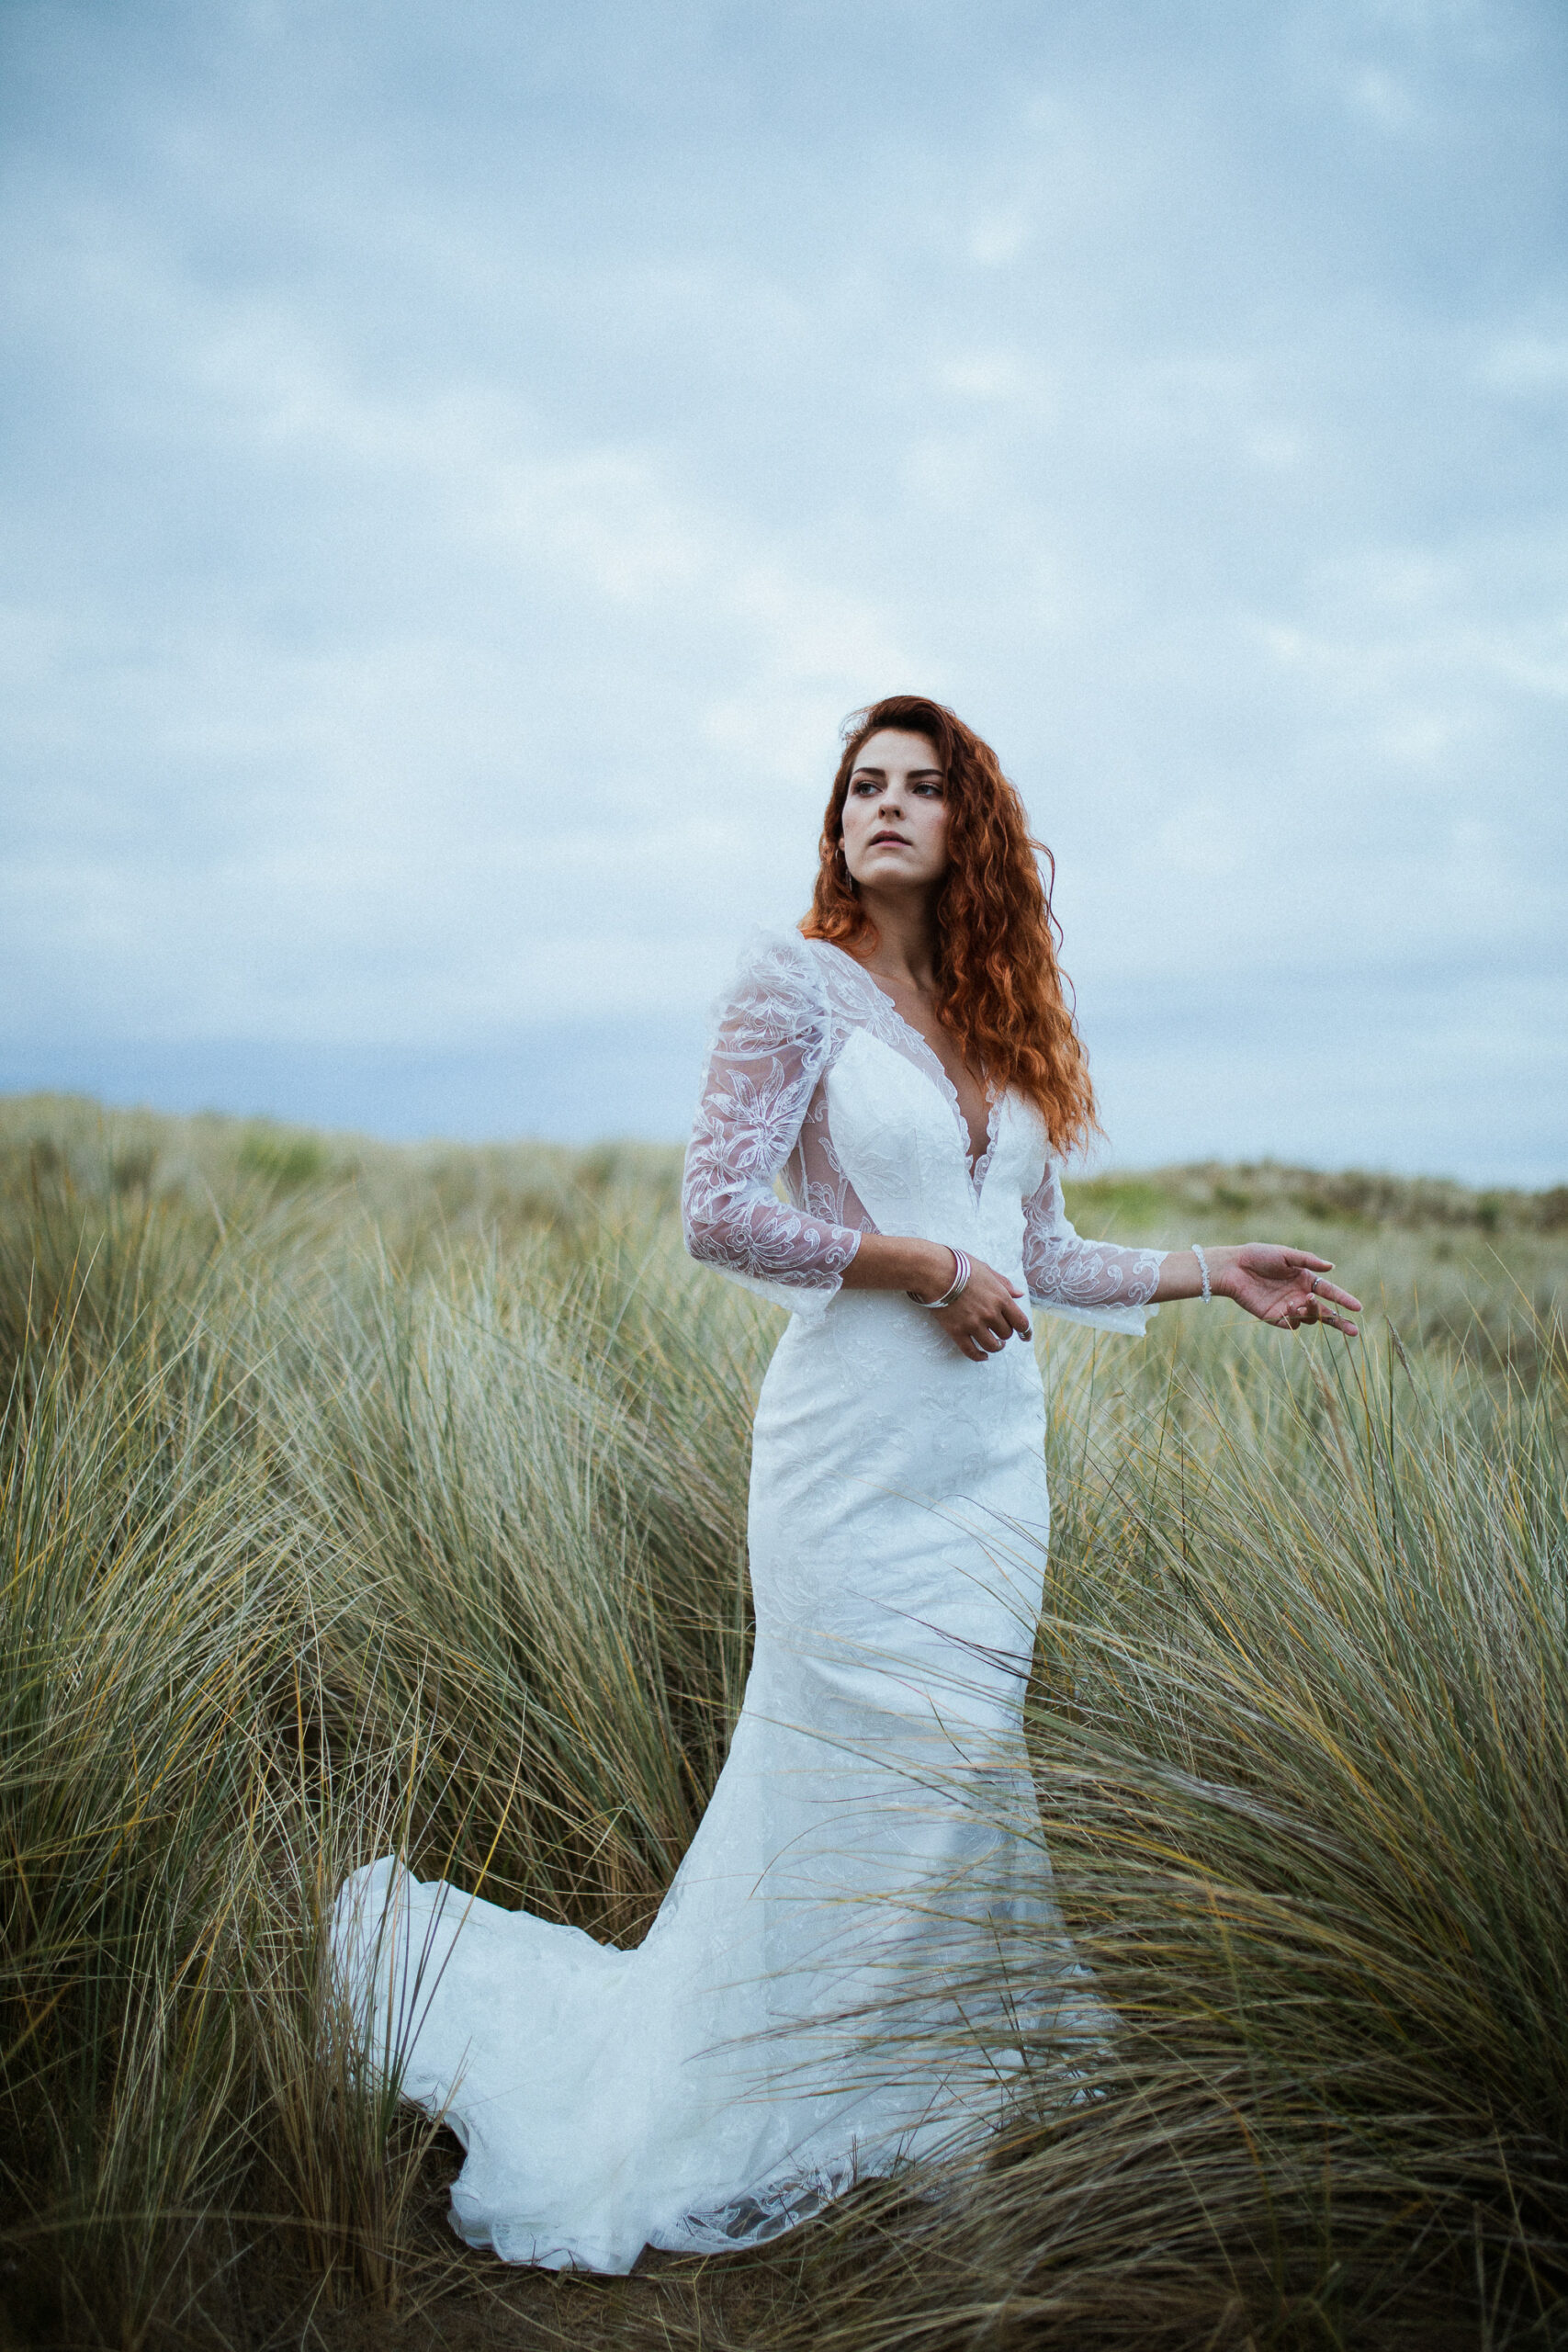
[457,2145,930,2269]
[652,2156,869,2254]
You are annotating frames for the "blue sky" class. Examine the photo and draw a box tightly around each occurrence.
[2,0,1564,1182]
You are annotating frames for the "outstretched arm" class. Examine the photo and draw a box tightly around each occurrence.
[1022,1162,1167,1333]
[1156,1245,1361,1335]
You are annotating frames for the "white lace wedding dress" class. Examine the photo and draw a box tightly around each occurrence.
[332,933,1165,2274]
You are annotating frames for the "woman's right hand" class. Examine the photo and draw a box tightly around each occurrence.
[923,1254,1032,1363]
[841,1235,1033,1358]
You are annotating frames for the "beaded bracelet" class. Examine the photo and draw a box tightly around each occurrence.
[1190,1241,1212,1304]
[910,1247,972,1310]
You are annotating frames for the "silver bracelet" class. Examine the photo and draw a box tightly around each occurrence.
[1190,1241,1212,1304]
[910,1247,971,1309]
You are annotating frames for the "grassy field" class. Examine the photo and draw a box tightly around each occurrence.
[1,1091,1566,2351]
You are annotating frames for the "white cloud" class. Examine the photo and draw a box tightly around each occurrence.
[937,353,1033,403]
[967,208,1032,269]
[1345,65,1419,128]
[1482,334,1568,395]
[1,0,1564,1178]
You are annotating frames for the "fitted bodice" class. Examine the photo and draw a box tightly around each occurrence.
[822,1027,1041,1280]
[682,931,1165,1338]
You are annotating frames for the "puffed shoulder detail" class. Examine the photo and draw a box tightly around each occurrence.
[706,928,833,1048]
[715,925,827,993]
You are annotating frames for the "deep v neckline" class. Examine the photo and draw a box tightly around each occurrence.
[822,944,999,1194]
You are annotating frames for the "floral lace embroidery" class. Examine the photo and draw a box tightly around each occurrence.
[682,932,1165,1320]
[682,934,864,1313]
[1021,1161,1164,1312]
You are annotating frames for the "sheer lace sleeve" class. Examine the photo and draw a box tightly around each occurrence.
[682,934,863,1320]
[1022,1160,1167,1337]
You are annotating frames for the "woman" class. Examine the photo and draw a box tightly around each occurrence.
[333,695,1360,2275]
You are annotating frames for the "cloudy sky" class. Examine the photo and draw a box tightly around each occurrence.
[2,0,1564,1182]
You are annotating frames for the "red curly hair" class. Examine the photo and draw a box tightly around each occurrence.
[801,694,1099,1157]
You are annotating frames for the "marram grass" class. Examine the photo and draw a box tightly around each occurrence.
[792,1325,1568,2352]
[0,1095,1565,2348]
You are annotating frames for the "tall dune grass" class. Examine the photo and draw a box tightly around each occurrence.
[1,1096,1565,2346]
[791,1319,1568,2350]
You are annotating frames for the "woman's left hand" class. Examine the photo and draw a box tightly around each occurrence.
[1216,1245,1361,1336]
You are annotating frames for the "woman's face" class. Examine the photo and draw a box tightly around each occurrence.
[840,729,949,896]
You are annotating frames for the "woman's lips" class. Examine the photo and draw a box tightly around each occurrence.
[869,831,910,845]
